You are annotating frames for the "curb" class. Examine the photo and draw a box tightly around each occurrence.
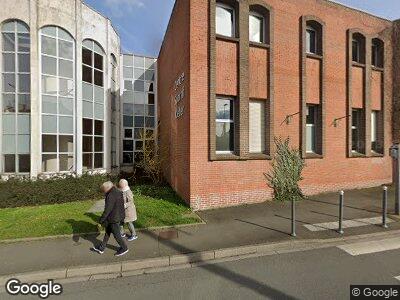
[1,229,400,289]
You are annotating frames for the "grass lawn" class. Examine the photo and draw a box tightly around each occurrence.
[0,185,201,241]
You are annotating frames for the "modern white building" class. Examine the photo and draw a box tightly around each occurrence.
[0,0,157,178]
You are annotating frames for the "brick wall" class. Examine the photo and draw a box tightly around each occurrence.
[160,0,395,210]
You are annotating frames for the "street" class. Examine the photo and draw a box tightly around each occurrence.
[5,235,400,300]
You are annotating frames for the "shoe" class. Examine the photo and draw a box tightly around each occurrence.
[115,248,129,257]
[121,233,126,238]
[92,246,104,254]
[127,235,138,241]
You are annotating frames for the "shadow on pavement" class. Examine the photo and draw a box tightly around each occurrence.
[141,230,299,299]
[234,219,290,236]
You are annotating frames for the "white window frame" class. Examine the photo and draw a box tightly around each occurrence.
[249,12,265,43]
[306,26,317,55]
[39,26,75,174]
[216,3,235,38]
[216,97,235,154]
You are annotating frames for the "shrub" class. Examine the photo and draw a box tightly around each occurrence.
[0,174,111,208]
[265,137,305,202]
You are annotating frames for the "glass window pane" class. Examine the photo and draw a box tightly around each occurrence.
[216,98,233,120]
[41,76,57,94]
[147,93,155,105]
[216,122,234,152]
[134,56,144,68]
[123,55,133,66]
[135,116,145,127]
[216,5,234,37]
[134,68,145,80]
[42,56,57,75]
[145,117,155,128]
[59,135,73,152]
[134,92,145,104]
[82,65,92,83]
[42,95,57,114]
[125,129,132,138]
[123,116,133,127]
[17,115,30,134]
[18,54,30,73]
[146,105,155,116]
[306,125,316,153]
[2,33,15,51]
[95,120,103,135]
[3,53,15,72]
[82,153,93,170]
[123,67,133,78]
[42,26,56,37]
[134,128,144,139]
[18,94,30,113]
[18,154,30,173]
[83,100,93,118]
[94,103,104,119]
[95,137,103,151]
[42,154,57,172]
[124,80,133,91]
[94,153,103,168]
[42,115,57,133]
[123,152,133,164]
[123,104,134,115]
[134,104,145,116]
[94,70,103,86]
[135,140,143,151]
[3,94,15,112]
[94,53,103,70]
[306,105,316,124]
[3,135,16,154]
[4,155,16,173]
[82,82,93,100]
[134,80,145,92]
[3,74,16,92]
[59,59,73,78]
[59,116,73,134]
[59,154,74,171]
[145,70,154,81]
[2,22,15,32]
[123,91,133,103]
[82,136,92,152]
[145,57,155,69]
[3,115,15,134]
[18,74,30,92]
[59,97,73,115]
[249,14,263,43]
[18,33,30,52]
[16,22,29,33]
[41,36,56,56]
[82,48,92,66]
[17,135,30,153]
[93,43,103,55]
[94,86,103,103]
[123,140,134,151]
[59,78,74,97]
[82,118,93,135]
[42,135,57,152]
[145,82,154,92]
[58,29,73,42]
[59,40,73,59]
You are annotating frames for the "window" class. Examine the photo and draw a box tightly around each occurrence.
[40,26,75,173]
[371,110,382,154]
[82,40,105,170]
[306,27,317,54]
[306,105,317,153]
[122,55,156,165]
[2,20,31,173]
[352,109,363,153]
[249,13,264,43]
[352,33,365,64]
[372,39,384,68]
[249,100,265,153]
[216,98,234,153]
[110,54,118,167]
[216,4,235,37]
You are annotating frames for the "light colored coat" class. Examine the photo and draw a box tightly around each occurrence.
[122,189,137,223]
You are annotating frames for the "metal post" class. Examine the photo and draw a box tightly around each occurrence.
[383,186,388,229]
[291,198,296,237]
[338,191,344,234]
[391,144,400,215]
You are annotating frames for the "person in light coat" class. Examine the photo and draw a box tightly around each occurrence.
[119,179,138,241]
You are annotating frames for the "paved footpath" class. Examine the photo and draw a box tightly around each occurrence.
[0,186,399,281]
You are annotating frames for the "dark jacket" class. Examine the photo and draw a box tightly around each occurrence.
[99,187,125,225]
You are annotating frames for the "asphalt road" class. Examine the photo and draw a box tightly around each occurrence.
[5,238,400,300]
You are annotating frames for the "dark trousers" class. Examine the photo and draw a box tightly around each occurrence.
[100,222,127,251]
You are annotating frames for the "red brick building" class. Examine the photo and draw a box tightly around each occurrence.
[158,0,399,210]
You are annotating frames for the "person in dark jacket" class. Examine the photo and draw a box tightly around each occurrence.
[92,181,129,257]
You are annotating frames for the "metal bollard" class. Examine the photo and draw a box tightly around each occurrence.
[291,197,296,237]
[383,186,388,229]
[338,191,344,234]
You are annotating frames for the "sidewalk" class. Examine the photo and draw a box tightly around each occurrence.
[0,186,398,277]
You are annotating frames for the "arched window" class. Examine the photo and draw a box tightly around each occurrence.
[1,20,31,174]
[352,33,366,64]
[249,6,270,44]
[110,54,117,167]
[82,39,105,170]
[216,2,236,38]
[40,26,75,173]
[372,38,384,68]
[306,20,322,55]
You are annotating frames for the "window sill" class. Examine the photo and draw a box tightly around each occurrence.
[350,152,366,158]
[305,152,323,159]
[371,152,384,158]
[216,34,239,43]
[212,153,241,161]
[352,62,366,68]
[371,66,384,72]
[249,41,270,49]
[306,53,323,60]
[248,153,271,160]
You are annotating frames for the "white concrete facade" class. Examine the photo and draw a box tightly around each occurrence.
[0,0,157,178]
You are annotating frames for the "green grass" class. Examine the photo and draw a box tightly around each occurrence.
[0,185,201,241]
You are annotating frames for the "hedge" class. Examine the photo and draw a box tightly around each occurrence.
[0,174,114,209]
